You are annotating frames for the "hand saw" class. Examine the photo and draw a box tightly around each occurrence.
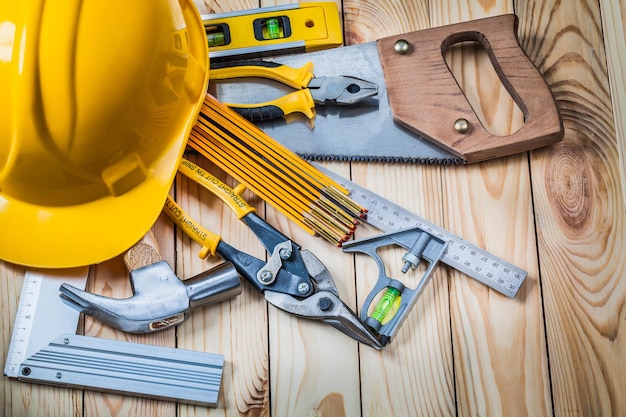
[213,14,564,164]
[4,267,225,407]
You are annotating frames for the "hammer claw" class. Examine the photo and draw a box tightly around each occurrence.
[59,283,101,311]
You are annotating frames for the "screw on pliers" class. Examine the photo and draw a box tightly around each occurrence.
[164,159,383,349]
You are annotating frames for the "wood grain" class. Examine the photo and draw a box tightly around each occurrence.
[81,218,178,417]
[175,153,270,417]
[430,2,551,417]
[599,0,626,207]
[351,162,455,417]
[1,262,82,417]
[347,4,455,417]
[194,0,258,15]
[517,0,626,416]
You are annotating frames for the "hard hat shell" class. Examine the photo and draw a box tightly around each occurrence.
[0,0,209,267]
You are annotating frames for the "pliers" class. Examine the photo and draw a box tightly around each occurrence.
[209,60,378,121]
[164,158,382,349]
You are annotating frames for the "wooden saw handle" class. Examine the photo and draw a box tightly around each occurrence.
[377,14,564,162]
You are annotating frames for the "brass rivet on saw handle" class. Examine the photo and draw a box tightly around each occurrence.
[454,118,470,133]
[394,39,410,54]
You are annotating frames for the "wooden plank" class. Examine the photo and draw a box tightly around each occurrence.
[179,5,273,417]
[81,217,177,417]
[343,2,455,416]
[517,1,626,416]
[599,0,626,206]
[175,153,270,417]
[239,3,363,415]
[195,0,258,14]
[266,163,363,417]
[351,162,455,417]
[429,1,551,416]
[200,3,365,416]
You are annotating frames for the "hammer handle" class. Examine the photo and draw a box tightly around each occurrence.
[124,230,163,271]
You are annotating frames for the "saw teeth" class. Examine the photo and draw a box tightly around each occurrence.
[296,153,466,165]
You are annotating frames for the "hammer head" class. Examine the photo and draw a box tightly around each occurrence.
[59,261,241,333]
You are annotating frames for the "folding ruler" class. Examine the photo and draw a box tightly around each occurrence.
[202,2,342,61]
[4,268,224,407]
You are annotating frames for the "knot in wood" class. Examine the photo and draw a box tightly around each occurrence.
[545,145,590,231]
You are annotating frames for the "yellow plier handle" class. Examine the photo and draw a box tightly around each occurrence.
[210,60,314,89]
[164,195,220,259]
[225,90,315,121]
[210,61,316,120]
[164,159,257,259]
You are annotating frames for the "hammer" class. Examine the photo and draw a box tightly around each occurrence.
[59,230,242,333]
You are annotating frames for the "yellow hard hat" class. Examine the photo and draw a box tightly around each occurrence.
[0,0,209,268]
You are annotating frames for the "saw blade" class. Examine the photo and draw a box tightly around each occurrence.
[213,42,464,164]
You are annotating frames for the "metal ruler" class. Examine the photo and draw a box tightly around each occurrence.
[317,165,527,297]
[4,268,225,407]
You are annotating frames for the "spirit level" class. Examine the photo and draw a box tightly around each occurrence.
[202,3,342,61]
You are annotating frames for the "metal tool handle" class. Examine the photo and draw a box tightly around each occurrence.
[124,230,163,271]
[185,262,242,309]
[377,14,563,162]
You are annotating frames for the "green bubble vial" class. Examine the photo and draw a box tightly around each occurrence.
[265,18,282,39]
[370,287,401,324]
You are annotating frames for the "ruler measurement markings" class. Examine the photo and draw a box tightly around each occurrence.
[4,275,43,378]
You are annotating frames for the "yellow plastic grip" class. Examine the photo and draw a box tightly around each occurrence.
[163,195,220,259]
[224,89,315,120]
[178,159,257,219]
[209,61,315,89]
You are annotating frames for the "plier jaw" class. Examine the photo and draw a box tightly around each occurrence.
[264,249,383,350]
[308,76,378,105]
[265,290,383,350]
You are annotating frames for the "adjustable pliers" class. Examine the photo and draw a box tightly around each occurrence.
[165,159,382,349]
